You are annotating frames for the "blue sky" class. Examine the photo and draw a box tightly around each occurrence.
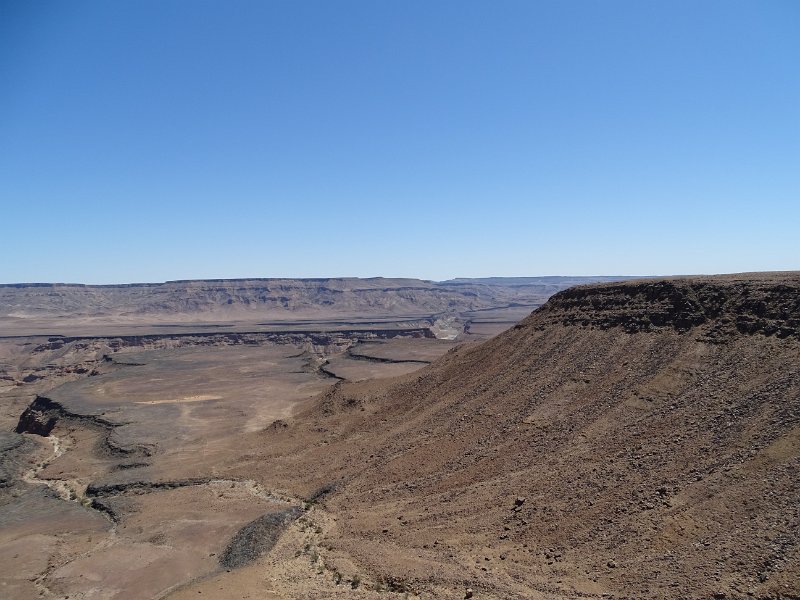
[1,1,798,283]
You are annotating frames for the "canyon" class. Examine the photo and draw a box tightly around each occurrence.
[1,274,797,599]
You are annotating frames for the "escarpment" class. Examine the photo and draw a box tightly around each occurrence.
[251,273,800,599]
[528,273,800,338]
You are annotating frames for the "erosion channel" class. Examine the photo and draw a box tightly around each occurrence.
[0,328,457,599]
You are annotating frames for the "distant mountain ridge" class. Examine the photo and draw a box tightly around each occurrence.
[0,276,633,288]
[0,276,632,332]
[440,275,638,286]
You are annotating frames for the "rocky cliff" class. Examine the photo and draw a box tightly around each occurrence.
[532,273,800,338]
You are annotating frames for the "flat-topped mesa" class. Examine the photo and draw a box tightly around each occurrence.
[0,276,632,336]
[525,273,800,338]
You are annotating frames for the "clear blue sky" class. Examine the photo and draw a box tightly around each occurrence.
[1,1,798,283]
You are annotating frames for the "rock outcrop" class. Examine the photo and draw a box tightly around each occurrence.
[531,273,800,338]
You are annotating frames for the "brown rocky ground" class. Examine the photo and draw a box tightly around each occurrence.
[1,273,797,599]
[228,273,800,599]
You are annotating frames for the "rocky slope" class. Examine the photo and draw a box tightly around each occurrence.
[242,273,800,599]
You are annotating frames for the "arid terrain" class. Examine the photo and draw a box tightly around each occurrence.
[1,274,798,599]
[0,277,627,338]
[0,276,618,599]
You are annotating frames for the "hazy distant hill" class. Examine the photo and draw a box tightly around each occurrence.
[440,275,636,286]
[0,276,633,336]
